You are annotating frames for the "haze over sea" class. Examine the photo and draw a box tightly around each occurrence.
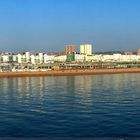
[0,73,140,137]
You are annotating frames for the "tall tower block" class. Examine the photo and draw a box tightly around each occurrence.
[65,45,76,54]
[80,44,92,55]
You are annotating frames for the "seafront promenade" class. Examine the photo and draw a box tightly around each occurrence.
[1,68,140,77]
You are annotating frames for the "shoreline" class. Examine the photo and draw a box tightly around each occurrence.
[0,68,140,77]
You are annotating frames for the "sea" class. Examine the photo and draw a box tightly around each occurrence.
[0,73,140,138]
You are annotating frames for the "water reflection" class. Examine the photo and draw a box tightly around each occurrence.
[0,74,140,137]
[0,74,140,96]
[0,74,139,109]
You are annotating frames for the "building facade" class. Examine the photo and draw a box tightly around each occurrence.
[137,48,140,55]
[17,52,30,64]
[80,44,92,55]
[44,54,55,63]
[65,45,76,54]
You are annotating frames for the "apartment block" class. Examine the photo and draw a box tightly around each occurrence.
[80,44,92,55]
[65,45,76,54]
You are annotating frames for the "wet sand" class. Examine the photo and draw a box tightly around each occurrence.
[0,68,140,78]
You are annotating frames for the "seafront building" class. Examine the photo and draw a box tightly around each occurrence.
[1,53,14,63]
[1,45,140,71]
[30,53,44,64]
[137,48,140,55]
[80,44,92,55]
[44,54,55,63]
[17,52,30,63]
[54,55,67,62]
[65,45,76,54]
[75,54,85,62]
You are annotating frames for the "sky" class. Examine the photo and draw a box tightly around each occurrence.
[0,0,140,53]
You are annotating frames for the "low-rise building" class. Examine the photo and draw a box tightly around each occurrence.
[44,54,55,63]
[54,55,67,62]
[30,53,44,64]
[1,53,13,63]
[75,54,85,62]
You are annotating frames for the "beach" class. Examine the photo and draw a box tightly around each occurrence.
[0,68,140,77]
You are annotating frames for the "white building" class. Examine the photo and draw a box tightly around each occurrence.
[1,53,13,63]
[30,53,44,64]
[92,55,103,62]
[101,55,114,62]
[121,54,137,62]
[17,52,30,64]
[44,54,55,63]
[137,55,140,61]
[38,53,44,63]
[80,44,92,55]
[12,55,17,62]
[2,50,140,66]
[75,54,85,62]
[90,54,139,62]
[113,54,122,62]
[54,55,67,62]
[30,55,35,64]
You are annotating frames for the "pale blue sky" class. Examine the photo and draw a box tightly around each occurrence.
[0,0,140,52]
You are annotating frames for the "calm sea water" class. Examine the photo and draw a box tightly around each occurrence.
[0,74,140,137]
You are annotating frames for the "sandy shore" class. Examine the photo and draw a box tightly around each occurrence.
[0,68,140,78]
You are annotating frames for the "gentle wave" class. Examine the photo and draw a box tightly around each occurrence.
[0,74,140,137]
